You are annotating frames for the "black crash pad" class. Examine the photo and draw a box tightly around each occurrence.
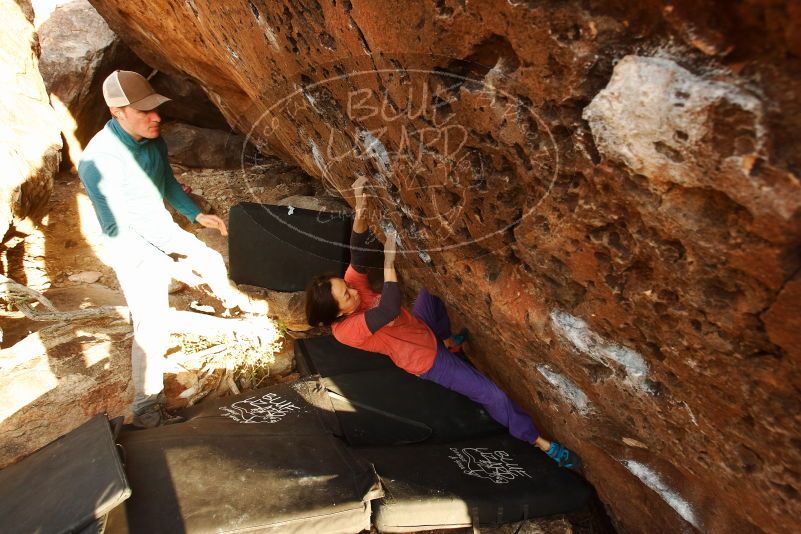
[295,335,395,377]
[229,202,353,291]
[360,434,593,532]
[0,415,130,534]
[323,368,505,446]
[106,381,381,534]
[178,378,339,436]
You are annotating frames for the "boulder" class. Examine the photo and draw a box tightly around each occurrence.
[149,71,229,130]
[0,0,62,239]
[582,55,800,229]
[275,194,351,213]
[37,0,146,167]
[0,320,134,470]
[37,1,231,168]
[161,122,258,169]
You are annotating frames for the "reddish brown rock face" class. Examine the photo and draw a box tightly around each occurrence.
[86,0,801,531]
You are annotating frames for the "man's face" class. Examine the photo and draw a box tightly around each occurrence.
[113,106,162,141]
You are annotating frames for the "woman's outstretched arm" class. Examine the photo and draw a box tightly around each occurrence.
[347,176,401,332]
[352,176,368,233]
[365,234,399,332]
[349,176,373,273]
[381,228,397,283]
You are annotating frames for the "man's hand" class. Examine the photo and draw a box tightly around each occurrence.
[196,213,228,236]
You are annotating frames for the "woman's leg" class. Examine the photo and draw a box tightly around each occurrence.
[421,346,540,443]
[411,287,452,341]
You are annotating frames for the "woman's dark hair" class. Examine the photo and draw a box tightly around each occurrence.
[305,274,341,326]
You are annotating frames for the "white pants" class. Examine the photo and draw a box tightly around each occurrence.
[111,225,239,413]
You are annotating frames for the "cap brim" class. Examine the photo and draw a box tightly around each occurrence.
[128,93,171,111]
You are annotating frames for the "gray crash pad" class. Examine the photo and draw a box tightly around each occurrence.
[0,415,130,534]
[105,379,381,534]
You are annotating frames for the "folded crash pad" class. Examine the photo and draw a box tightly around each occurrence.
[323,367,505,446]
[360,434,593,532]
[295,335,395,377]
[106,380,381,534]
[0,415,130,534]
[229,202,354,291]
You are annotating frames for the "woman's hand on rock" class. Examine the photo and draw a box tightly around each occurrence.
[352,176,369,209]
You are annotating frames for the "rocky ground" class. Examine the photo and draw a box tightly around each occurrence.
[0,156,332,467]
[1,155,322,347]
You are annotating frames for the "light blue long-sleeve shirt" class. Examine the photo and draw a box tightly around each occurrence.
[78,118,200,252]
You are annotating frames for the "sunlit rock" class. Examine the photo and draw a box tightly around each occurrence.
[0,0,62,238]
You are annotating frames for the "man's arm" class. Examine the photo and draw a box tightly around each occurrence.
[78,155,127,238]
[158,139,228,235]
[158,139,201,223]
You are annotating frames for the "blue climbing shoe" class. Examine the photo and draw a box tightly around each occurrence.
[446,329,469,353]
[546,442,583,472]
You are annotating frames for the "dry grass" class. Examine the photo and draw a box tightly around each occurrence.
[167,318,286,406]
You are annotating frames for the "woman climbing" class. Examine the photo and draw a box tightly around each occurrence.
[305,176,581,471]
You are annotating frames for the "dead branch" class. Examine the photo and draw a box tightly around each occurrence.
[0,274,127,322]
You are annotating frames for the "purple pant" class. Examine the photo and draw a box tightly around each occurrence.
[413,288,540,443]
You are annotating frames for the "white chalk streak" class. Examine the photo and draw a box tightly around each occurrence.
[359,130,392,175]
[623,460,699,529]
[536,364,593,416]
[309,140,326,174]
[550,310,649,390]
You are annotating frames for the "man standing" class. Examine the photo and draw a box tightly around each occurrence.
[78,70,256,427]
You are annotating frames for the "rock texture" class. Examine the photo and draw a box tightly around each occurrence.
[0,319,133,469]
[161,122,256,168]
[149,70,229,130]
[84,1,801,532]
[0,0,62,239]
